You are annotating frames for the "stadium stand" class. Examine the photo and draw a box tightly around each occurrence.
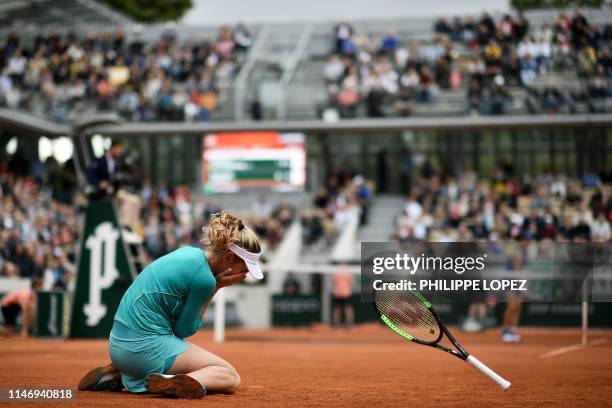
[391,161,611,243]
[0,24,253,123]
[321,10,612,119]
[1,8,611,122]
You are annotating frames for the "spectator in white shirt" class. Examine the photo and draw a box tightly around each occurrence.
[7,51,27,84]
[591,212,611,241]
[252,195,272,218]
[517,37,537,59]
[324,54,345,83]
[405,192,423,222]
[550,173,567,197]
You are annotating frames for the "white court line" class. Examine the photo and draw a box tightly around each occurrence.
[538,338,609,359]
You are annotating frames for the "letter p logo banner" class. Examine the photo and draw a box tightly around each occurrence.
[83,223,120,326]
[70,202,134,338]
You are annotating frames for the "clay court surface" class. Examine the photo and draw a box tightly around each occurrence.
[2,324,612,407]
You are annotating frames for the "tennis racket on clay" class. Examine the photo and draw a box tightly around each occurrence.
[373,289,511,391]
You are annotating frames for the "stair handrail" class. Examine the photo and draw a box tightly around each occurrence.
[278,24,314,119]
[234,25,271,120]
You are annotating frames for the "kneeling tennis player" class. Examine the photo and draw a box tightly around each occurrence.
[78,212,263,398]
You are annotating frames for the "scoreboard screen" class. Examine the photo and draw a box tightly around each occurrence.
[202,132,306,192]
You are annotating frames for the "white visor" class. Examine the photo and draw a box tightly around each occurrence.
[228,243,264,280]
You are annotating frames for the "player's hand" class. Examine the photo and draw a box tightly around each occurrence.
[214,267,247,289]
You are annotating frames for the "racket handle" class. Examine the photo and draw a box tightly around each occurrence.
[466,355,511,391]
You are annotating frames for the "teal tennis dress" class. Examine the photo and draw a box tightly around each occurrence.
[109,246,216,392]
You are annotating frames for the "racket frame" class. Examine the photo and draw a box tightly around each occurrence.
[374,294,468,361]
[373,290,512,391]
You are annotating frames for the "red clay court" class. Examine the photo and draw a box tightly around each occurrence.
[2,324,611,407]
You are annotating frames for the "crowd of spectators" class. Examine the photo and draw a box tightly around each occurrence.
[324,10,612,118]
[249,195,296,249]
[395,160,611,243]
[0,151,307,290]
[302,167,372,247]
[0,25,252,122]
[0,164,80,291]
[453,10,612,116]
[324,20,442,118]
[2,147,609,300]
[1,13,609,122]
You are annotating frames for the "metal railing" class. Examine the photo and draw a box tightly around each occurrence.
[278,24,314,119]
[75,0,133,25]
[0,108,69,136]
[233,26,271,120]
[3,107,610,137]
[76,113,612,136]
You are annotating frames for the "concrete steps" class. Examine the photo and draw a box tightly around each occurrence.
[358,195,404,243]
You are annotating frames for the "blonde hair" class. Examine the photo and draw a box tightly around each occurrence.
[201,211,261,257]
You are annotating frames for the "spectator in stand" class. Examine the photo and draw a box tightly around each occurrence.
[484,39,503,75]
[489,77,510,115]
[535,35,552,73]
[591,212,611,242]
[334,21,354,54]
[380,31,399,55]
[571,8,590,49]
[519,54,537,86]
[233,23,252,53]
[336,66,359,117]
[272,200,295,229]
[587,78,610,113]
[417,65,434,103]
[497,14,516,44]
[252,195,272,218]
[324,54,345,84]
[43,254,70,291]
[434,17,452,37]
[597,47,612,77]
[353,175,371,225]
[250,95,263,120]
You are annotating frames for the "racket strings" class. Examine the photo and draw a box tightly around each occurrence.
[374,290,441,344]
